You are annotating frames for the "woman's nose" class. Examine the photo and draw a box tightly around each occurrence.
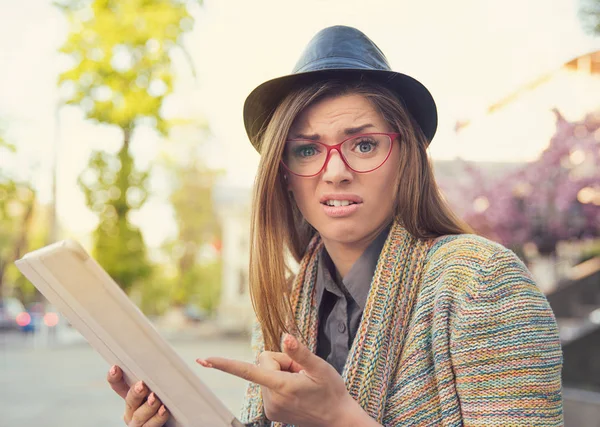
[322,150,353,184]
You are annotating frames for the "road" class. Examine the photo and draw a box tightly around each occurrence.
[0,331,254,427]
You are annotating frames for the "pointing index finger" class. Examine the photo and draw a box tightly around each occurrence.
[197,357,286,390]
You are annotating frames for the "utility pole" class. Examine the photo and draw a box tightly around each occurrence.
[48,101,61,245]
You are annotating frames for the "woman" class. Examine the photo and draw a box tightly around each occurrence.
[108,26,563,426]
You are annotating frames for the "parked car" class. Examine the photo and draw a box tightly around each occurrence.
[0,297,27,330]
[184,303,208,323]
[18,302,61,333]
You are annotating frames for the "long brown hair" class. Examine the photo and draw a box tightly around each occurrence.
[249,79,472,351]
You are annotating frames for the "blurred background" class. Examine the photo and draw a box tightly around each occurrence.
[1,0,599,425]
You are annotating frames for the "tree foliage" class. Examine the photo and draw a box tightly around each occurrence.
[4,203,51,304]
[441,110,600,256]
[78,148,152,292]
[0,129,15,153]
[56,0,198,292]
[161,142,223,311]
[579,0,600,35]
[55,0,197,133]
[0,131,39,298]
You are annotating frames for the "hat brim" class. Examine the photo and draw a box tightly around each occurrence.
[243,68,438,152]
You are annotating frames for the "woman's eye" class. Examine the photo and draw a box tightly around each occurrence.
[358,142,373,152]
[295,145,318,157]
[354,139,377,153]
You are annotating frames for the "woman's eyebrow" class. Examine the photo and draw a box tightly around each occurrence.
[289,132,320,140]
[290,124,375,140]
[344,124,375,135]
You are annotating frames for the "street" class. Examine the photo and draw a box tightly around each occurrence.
[0,331,254,427]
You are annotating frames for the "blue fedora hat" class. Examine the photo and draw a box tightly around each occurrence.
[243,25,438,152]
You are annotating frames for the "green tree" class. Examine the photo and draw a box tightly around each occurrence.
[56,0,199,292]
[580,0,600,35]
[161,142,223,312]
[0,131,38,298]
[4,203,52,304]
[78,150,151,292]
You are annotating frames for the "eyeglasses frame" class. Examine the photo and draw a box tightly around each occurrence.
[281,132,401,178]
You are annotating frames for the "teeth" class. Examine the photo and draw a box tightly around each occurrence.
[326,200,353,207]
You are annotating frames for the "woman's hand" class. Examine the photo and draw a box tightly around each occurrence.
[106,365,170,427]
[197,334,376,427]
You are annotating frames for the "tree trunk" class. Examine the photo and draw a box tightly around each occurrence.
[0,259,6,298]
[116,126,133,218]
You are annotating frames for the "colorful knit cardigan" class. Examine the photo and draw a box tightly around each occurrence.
[240,226,563,426]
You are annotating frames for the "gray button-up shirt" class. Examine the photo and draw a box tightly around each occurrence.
[315,225,391,374]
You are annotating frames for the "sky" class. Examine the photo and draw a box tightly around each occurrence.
[0,0,599,248]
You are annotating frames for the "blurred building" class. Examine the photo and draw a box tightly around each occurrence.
[213,184,253,333]
[455,50,600,161]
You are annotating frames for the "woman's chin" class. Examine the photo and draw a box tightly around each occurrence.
[317,222,367,245]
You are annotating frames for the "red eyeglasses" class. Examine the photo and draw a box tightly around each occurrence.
[281,132,400,177]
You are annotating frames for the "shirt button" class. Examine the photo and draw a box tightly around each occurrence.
[337,322,346,333]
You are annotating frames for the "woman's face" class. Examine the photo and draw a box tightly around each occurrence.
[286,93,401,247]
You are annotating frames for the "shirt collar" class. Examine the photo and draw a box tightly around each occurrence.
[315,223,392,310]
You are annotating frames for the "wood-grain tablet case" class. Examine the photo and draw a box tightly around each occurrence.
[16,239,245,427]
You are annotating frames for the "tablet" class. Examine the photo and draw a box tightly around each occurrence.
[16,239,245,427]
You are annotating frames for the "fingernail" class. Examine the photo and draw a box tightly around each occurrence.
[159,405,168,417]
[284,334,297,350]
[148,392,156,406]
[135,381,144,393]
[110,366,117,376]
[196,358,213,368]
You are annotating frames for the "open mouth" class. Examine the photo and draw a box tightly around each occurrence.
[322,200,359,207]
